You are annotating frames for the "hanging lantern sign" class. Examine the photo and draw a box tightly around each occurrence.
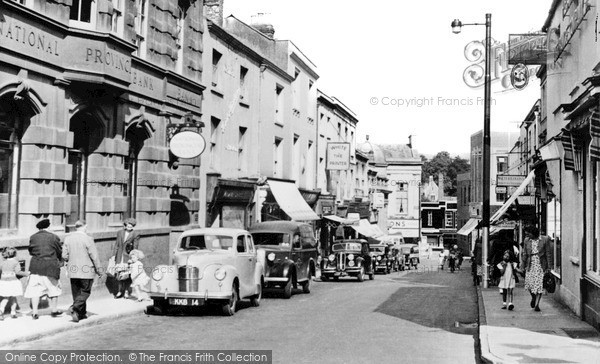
[510,63,529,91]
[169,131,206,159]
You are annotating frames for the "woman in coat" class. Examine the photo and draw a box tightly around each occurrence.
[523,226,553,311]
[112,218,140,298]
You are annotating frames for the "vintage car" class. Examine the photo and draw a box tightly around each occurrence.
[370,243,392,274]
[249,221,318,298]
[148,228,264,316]
[398,244,419,270]
[321,239,374,281]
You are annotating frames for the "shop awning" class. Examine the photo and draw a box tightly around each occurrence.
[323,215,360,225]
[490,170,536,224]
[372,224,386,237]
[351,219,384,238]
[268,180,319,221]
[457,218,480,236]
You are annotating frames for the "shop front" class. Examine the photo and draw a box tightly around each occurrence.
[206,178,255,229]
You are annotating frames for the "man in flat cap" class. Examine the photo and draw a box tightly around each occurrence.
[23,218,63,319]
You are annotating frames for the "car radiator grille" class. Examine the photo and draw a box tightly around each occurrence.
[337,253,346,271]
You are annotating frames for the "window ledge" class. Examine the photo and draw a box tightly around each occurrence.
[239,101,250,108]
[274,121,284,128]
[211,88,224,98]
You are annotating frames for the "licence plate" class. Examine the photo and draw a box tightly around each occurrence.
[169,298,203,306]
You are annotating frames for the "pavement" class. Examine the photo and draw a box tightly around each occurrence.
[478,280,600,364]
[0,289,149,348]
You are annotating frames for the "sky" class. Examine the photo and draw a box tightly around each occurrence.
[224,0,551,156]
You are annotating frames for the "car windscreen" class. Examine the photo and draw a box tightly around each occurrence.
[370,246,385,253]
[331,243,361,252]
[180,235,234,250]
[251,232,290,247]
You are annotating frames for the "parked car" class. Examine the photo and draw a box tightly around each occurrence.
[380,235,405,246]
[148,228,264,316]
[398,244,418,270]
[322,239,374,281]
[249,221,318,298]
[370,243,392,274]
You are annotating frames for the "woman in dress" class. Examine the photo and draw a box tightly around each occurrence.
[523,226,552,311]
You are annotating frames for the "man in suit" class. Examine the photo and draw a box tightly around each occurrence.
[62,220,101,322]
[112,218,140,298]
[23,218,63,320]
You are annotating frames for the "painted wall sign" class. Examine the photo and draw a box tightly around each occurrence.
[167,83,202,108]
[497,175,526,187]
[388,219,419,230]
[326,142,350,170]
[0,15,61,60]
[169,131,206,159]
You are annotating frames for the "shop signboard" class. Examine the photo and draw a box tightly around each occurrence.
[326,142,350,170]
[372,193,385,209]
[508,33,547,65]
[497,175,526,187]
[169,131,205,159]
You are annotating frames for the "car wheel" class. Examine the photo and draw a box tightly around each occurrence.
[222,282,239,316]
[250,280,262,307]
[369,273,374,280]
[333,276,339,281]
[283,277,293,299]
[357,266,365,282]
[301,277,311,294]
[321,275,329,282]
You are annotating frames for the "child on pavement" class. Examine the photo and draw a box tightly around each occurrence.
[128,249,150,302]
[497,249,518,310]
[0,248,29,319]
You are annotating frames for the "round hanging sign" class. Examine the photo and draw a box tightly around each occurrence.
[510,63,529,91]
[169,131,206,159]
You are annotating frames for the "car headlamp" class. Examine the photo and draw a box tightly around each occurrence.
[268,253,276,262]
[348,254,354,261]
[377,256,382,261]
[151,267,164,281]
[348,260,355,267]
[214,269,227,281]
[328,254,335,261]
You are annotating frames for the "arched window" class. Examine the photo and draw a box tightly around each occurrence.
[67,110,105,227]
[124,115,153,219]
[0,95,27,230]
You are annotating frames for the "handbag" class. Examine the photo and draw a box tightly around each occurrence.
[106,256,117,277]
[543,271,556,293]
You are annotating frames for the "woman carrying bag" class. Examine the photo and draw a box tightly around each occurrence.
[110,218,140,299]
[523,226,553,312]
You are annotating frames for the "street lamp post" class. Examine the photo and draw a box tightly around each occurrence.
[451,14,492,288]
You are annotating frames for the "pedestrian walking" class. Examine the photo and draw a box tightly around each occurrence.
[128,249,150,302]
[0,248,29,319]
[523,226,553,312]
[112,218,140,299]
[62,220,101,323]
[23,218,63,320]
[497,249,518,310]
[471,237,483,286]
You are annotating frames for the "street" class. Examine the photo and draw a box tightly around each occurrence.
[8,259,480,364]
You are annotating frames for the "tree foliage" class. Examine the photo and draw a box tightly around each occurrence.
[421,152,470,197]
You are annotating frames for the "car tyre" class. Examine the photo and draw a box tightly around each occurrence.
[222,282,239,316]
[321,275,329,282]
[357,266,365,282]
[283,277,293,299]
[250,280,262,307]
[369,273,374,280]
[301,267,311,293]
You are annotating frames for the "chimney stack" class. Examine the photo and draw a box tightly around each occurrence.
[438,172,444,200]
[204,0,224,27]
[251,13,275,39]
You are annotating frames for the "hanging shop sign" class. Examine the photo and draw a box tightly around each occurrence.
[508,34,547,65]
[169,131,205,159]
[510,64,529,91]
[326,142,350,170]
[497,175,526,187]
